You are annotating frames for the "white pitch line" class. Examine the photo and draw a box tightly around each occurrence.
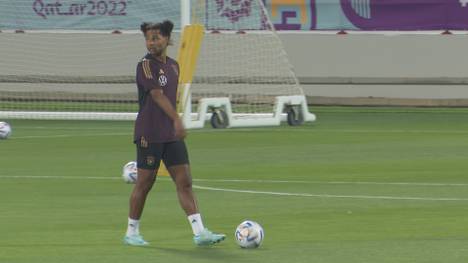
[192,185,468,202]
[1,175,468,187]
[0,175,121,180]
[322,181,468,187]
[1,175,468,201]
[10,133,130,139]
[21,126,130,130]
[10,126,468,134]
[193,178,468,187]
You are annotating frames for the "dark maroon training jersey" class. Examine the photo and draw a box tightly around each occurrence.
[133,54,180,143]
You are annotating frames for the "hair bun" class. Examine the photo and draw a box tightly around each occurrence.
[160,20,174,36]
[140,22,150,33]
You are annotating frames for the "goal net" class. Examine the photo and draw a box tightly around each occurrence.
[0,0,310,124]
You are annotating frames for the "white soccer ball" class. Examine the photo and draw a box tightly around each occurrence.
[122,161,138,183]
[0,122,12,139]
[235,220,264,248]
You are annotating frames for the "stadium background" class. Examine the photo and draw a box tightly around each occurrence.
[1,0,468,107]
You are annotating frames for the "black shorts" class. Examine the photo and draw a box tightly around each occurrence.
[136,140,190,171]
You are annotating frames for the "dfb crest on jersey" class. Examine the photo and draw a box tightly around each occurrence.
[158,75,167,86]
[215,0,253,23]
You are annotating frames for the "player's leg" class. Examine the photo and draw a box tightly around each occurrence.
[124,142,163,246]
[167,163,198,215]
[165,164,198,221]
[128,168,157,222]
[167,163,225,245]
[164,140,225,246]
[124,168,155,246]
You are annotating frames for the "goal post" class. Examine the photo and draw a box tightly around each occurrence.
[177,0,315,128]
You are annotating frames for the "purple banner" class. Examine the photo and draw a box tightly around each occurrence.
[340,0,468,30]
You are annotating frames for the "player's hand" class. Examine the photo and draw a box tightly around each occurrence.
[174,118,187,139]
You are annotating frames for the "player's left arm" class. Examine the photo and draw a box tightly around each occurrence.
[151,89,185,135]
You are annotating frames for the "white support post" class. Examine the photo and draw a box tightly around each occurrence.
[180,0,191,28]
[182,83,193,128]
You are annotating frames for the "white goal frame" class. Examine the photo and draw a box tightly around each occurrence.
[178,0,315,129]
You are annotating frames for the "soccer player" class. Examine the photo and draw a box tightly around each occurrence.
[123,20,225,246]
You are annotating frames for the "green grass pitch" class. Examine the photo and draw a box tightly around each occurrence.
[1,107,468,263]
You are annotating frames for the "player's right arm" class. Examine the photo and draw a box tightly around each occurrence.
[137,60,186,139]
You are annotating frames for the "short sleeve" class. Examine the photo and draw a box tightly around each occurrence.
[136,60,162,92]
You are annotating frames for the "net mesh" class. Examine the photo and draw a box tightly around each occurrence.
[0,0,303,119]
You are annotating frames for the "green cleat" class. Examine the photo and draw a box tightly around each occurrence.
[123,234,149,246]
[193,229,226,246]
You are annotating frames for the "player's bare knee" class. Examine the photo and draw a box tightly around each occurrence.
[135,173,156,193]
[134,183,152,195]
[176,178,192,192]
